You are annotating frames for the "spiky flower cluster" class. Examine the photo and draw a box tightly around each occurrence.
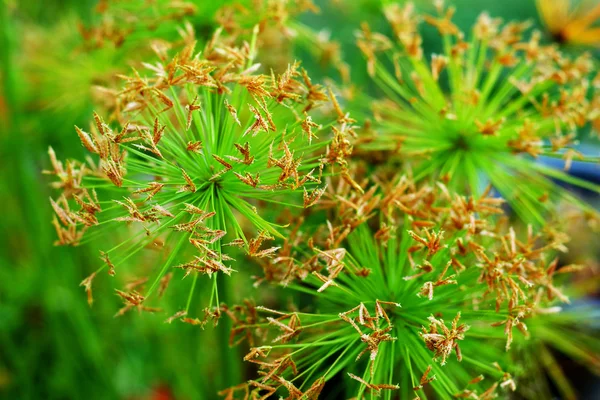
[41,1,600,399]
[355,2,600,223]
[46,28,354,315]
[220,175,576,398]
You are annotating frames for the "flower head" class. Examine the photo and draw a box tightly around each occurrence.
[46,28,353,314]
[221,175,576,398]
[355,2,600,224]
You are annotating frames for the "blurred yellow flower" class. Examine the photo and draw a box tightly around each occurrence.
[536,0,600,46]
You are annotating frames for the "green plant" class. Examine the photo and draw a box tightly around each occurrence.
[354,2,600,224]
[3,1,599,399]
[221,176,577,399]
[45,27,353,317]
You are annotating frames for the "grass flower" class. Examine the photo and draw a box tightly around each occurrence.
[221,176,577,399]
[46,28,353,316]
[355,2,600,224]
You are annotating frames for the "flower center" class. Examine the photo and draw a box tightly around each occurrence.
[452,134,471,151]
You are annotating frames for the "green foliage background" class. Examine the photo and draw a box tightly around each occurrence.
[0,1,596,399]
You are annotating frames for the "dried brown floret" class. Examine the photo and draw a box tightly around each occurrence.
[185,94,202,130]
[178,168,196,193]
[100,251,115,276]
[408,229,447,256]
[420,312,469,365]
[339,301,400,377]
[413,365,436,390]
[347,372,399,396]
[132,182,164,201]
[80,272,97,306]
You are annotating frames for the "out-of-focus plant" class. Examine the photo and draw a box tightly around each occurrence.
[214,0,321,72]
[536,0,600,47]
[20,0,322,128]
[509,304,600,400]
[353,2,600,224]
[78,0,197,49]
[19,1,199,121]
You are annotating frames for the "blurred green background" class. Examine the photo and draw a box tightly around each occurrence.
[0,0,597,399]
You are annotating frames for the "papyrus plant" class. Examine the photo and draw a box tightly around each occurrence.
[45,27,354,317]
[355,2,600,224]
[220,175,578,399]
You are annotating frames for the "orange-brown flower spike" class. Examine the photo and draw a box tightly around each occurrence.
[80,272,97,306]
